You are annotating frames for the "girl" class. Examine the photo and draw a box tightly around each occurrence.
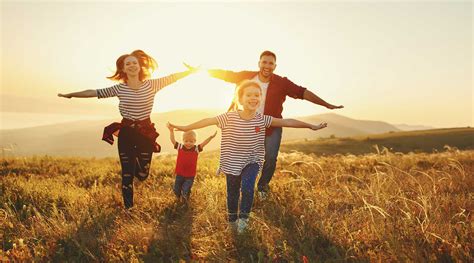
[168,80,327,233]
[58,50,196,209]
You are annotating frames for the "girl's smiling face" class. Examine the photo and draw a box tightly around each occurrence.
[239,86,261,111]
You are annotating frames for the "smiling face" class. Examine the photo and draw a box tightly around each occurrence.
[122,55,140,77]
[258,55,276,79]
[182,131,197,148]
[239,85,262,111]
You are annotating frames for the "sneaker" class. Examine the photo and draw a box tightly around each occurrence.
[258,191,268,200]
[228,221,238,232]
[237,218,249,234]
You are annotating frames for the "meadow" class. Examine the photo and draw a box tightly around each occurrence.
[1,147,473,261]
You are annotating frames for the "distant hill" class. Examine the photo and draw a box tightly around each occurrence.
[282,113,401,141]
[0,110,430,157]
[394,123,435,131]
[280,127,474,155]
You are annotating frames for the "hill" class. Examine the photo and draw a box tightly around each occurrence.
[1,111,401,157]
[280,127,474,155]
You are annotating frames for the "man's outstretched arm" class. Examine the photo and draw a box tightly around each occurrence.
[303,90,344,110]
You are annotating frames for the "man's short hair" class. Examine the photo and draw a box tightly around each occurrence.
[259,50,276,61]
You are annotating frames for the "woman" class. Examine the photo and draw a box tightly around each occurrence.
[58,50,196,208]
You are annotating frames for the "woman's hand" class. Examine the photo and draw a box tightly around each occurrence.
[183,62,201,73]
[311,122,328,130]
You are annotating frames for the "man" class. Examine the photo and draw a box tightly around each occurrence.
[207,51,343,199]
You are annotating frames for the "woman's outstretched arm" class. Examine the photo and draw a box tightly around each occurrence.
[151,63,199,93]
[57,89,97,99]
[271,118,327,131]
[168,118,218,132]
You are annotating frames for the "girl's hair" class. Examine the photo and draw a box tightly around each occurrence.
[227,80,262,111]
[107,50,158,83]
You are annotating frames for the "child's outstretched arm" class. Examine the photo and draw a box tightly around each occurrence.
[199,131,218,148]
[166,122,177,145]
[168,118,218,132]
[271,118,327,131]
[57,90,98,99]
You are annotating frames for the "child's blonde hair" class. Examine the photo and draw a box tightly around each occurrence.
[227,80,262,111]
[182,130,197,140]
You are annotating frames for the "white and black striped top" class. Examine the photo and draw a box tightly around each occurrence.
[216,111,273,176]
[96,76,177,120]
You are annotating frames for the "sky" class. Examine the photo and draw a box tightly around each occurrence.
[1,0,472,129]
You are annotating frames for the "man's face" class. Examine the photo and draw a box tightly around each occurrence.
[258,55,276,78]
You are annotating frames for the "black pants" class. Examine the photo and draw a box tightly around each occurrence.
[118,126,154,208]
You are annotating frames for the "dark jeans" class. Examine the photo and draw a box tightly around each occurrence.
[257,127,282,192]
[173,175,195,199]
[118,126,154,208]
[226,163,260,222]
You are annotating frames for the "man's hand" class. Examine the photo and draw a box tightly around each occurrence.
[310,122,328,130]
[327,104,344,110]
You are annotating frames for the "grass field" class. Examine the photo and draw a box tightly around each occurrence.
[1,145,473,261]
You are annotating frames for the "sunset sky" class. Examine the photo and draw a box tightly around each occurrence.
[1,1,472,129]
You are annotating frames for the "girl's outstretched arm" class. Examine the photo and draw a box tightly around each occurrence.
[57,89,97,99]
[271,118,327,131]
[168,118,218,132]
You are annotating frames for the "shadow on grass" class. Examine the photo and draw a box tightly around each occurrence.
[143,200,194,262]
[227,227,269,262]
[256,194,368,262]
[52,206,120,262]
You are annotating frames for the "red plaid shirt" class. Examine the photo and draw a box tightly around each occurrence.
[102,118,161,152]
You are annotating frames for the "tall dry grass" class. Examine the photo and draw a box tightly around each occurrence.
[1,149,473,261]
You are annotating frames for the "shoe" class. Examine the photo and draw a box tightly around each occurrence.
[258,191,268,200]
[237,218,249,234]
[229,220,238,232]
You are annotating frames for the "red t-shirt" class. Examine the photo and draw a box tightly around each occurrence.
[174,142,203,177]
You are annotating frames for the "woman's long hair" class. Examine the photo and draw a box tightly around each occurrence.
[107,50,158,83]
[227,80,262,112]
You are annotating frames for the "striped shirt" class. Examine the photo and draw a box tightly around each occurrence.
[216,111,273,176]
[96,76,177,120]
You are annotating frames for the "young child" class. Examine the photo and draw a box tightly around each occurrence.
[168,80,327,233]
[167,123,217,201]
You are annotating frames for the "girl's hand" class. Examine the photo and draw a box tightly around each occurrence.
[311,122,327,130]
[168,122,185,131]
[58,93,72,99]
[166,122,174,131]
